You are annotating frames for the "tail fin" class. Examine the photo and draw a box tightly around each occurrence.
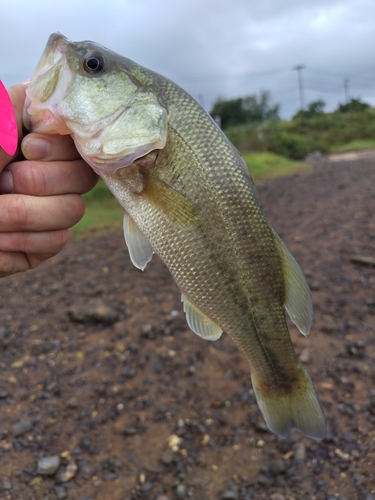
[251,367,326,440]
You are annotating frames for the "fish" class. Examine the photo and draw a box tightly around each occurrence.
[23,33,326,440]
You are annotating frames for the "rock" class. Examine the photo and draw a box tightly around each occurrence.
[3,477,12,490]
[123,425,138,436]
[68,298,119,324]
[141,481,153,492]
[222,488,239,500]
[256,474,271,486]
[299,348,310,363]
[160,449,174,465]
[268,459,287,475]
[270,494,285,500]
[67,397,79,408]
[294,443,306,464]
[55,485,68,499]
[37,455,60,476]
[176,483,187,499]
[57,461,78,483]
[353,473,365,486]
[78,460,95,479]
[12,418,33,437]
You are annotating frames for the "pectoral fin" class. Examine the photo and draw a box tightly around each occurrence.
[275,233,313,336]
[141,175,198,225]
[123,212,153,271]
[182,295,222,341]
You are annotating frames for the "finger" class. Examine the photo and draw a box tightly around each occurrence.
[0,228,68,277]
[0,193,85,232]
[0,229,68,256]
[0,84,27,170]
[0,251,30,278]
[0,159,98,196]
[21,133,80,162]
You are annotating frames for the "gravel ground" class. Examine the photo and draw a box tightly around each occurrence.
[0,158,374,500]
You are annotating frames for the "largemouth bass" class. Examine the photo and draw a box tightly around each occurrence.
[23,33,325,440]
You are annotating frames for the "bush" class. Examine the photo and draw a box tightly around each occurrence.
[265,131,314,159]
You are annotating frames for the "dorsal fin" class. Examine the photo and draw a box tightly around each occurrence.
[274,233,313,336]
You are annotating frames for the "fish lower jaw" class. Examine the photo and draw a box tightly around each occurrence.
[26,108,71,135]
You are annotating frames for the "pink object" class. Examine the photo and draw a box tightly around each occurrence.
[0,80,18,156]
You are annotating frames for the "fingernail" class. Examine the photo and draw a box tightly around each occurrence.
[0,170,14,193]
[22,137,51,160]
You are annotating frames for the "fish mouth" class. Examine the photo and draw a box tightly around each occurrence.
[23,33,74,134]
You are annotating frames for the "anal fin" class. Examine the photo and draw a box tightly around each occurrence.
[123,212,153,271]
[182,295,222,341]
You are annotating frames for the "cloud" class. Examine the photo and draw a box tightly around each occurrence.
[1,0,374,117]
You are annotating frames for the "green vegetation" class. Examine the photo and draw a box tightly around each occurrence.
[213,94,375,160]
[211,90,280,128]
[70,180,123,238]
[242,152,309,180]
[330,138,375,154]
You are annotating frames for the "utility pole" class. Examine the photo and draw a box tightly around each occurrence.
[344,78,349,104]
[293,64,305,112]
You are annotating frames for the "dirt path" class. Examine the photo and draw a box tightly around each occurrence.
[0,158,374,499]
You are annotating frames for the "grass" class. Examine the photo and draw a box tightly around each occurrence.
[71,153,309,238]
[329,138,375,154]
[242,151,309,180]
[69,180,123,238]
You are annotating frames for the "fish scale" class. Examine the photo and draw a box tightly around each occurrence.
[24,33,326,440]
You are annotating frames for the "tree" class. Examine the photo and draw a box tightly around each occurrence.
[210,90,280,129]
[293,99,326,120]
[306,99,326,114]
[337,98,370,113]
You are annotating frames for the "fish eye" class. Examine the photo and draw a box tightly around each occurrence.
[83,53,106,74]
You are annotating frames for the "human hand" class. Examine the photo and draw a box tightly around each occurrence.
[0,84,98,277]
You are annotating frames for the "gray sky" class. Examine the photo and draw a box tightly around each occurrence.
[1,0,374,118]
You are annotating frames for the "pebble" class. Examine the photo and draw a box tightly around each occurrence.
[353,472,365,486]
[12,418,33,437]
[57,461,78,483]
[141,481,153,492]
[55,485,68,499]
[176,483,187,499]
[294,443,306,464]
[67,397,79,408]
[78,460,95,479]
[256,473,271,486]
[123,425,138,436]
[160,449,174,465]
[268,459,287,475]
[3,478,12,490]
[299,348,311,363]
[37,455,61,476]
[270,494,285,500]
[221,488,239,500]
[68,298,119,324]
